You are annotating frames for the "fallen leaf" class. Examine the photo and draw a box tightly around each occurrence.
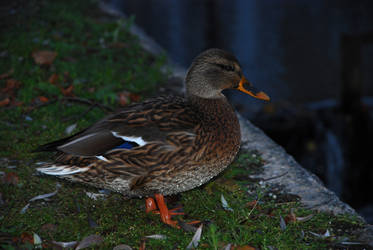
[145,234,167,240]
[75,234,103,249]
[221,194,233,211]
[0,68,14,80]
[309,229,331,239]
[222,244,232,250]
[186,224,203,249]
[48,73,59,85]
[113,244,133,250]
[178,220,198,232]
[29,183,61,202]
[65,123,77,135]
[11,99,23,107]
[2,172,19,185]
[129,93,141,102]
[20,203,30,214]
[280,215,287,231]
[33,233,42,248]
[2,79,21,93]
[139,239,146,250]
[24,115,33,121]
[245,200,258,208]
[285,208,313,223]
[296,214,314,222]
[236,246,256,250]
[60,85,74,96]
[85,191,107,200]
[20,232,33,244]
[118,92,129,106]
[285,208,297,223]
[38,96,49,103]
[52,240,78,248]
[0,97,10,107]
[32,50,57,65]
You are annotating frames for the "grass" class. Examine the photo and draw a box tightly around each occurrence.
[0,0,367,249]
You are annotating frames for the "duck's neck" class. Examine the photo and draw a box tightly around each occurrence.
[187,94,241,165]
[188,94,233,116]
[188,94,241,144]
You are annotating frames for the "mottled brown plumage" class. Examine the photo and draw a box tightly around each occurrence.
[35,48,269,226]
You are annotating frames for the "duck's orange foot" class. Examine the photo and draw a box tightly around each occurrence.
[145,194,182,228]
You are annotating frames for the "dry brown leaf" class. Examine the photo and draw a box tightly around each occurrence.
[2,79,21,93]
[48,73,59,85]
[296,214,314,222]
[129,93,141,102]
[11,100,23,107]
[32,50,57,65]
[285,209,297,223]
[0,68,14,80]
[60,85,74,96]
[38,96,49,103]
[20,232,33,244]
[235,246,256,250]
[245,200,258,208]
[119,92,129,106]
[2,172,19,185]
[139,239,146,250]
[0,97,10,107]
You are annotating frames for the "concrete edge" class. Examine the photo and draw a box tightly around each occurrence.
[239,115,362,217]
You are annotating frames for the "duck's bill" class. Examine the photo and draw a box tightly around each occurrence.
[236,76,270,101]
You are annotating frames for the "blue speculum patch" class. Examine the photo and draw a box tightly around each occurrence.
[115,141,139,149]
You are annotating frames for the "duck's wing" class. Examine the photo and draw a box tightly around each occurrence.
[35,95,198,157]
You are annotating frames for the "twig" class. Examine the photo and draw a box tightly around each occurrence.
[26,97,114,113]
[247,199,259,217]
[61,104,96,122]
[61,97,113,112]
[25,99,58,113]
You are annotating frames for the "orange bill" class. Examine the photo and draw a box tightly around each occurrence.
[235,76,270,101]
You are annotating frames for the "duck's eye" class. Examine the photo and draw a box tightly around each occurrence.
[223,65,235,71]
[216,64,235,72]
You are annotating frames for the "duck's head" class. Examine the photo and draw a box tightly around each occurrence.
[185,48,270,101]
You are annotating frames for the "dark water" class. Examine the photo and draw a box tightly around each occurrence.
[112,0,373,112]
[111,0,373,222]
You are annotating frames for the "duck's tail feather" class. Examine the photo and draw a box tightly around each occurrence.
[32,128,88,152]
[36,163,89,176]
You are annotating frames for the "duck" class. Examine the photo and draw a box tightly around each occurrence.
[35,48,269,228]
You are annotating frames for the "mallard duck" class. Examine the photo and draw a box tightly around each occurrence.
[35,48,269,227]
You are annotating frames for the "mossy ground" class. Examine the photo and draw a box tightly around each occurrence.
[0,0,367,249]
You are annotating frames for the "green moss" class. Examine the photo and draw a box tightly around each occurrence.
[1,153,366,249]
[0,0,366,249]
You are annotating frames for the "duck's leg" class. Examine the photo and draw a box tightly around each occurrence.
[154,193,179,228]
[145,197,157,213]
